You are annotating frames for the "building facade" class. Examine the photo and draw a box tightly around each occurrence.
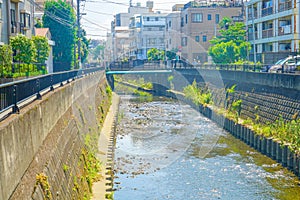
[129,13,167,60]
[180,1,242,63]
[111,2,154,61]
[245,0,300,64]
[1,0,35,44]
[165,12,181,57]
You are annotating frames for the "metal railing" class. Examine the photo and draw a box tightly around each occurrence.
[0,67,102,118]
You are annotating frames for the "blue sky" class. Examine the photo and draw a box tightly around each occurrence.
[82,0,188,40]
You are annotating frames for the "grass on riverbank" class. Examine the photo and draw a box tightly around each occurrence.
[183,82,300,154]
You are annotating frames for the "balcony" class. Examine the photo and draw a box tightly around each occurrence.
[262,29,273,38]
[262,7,273,17]
[279,1,292,12]
[278,25,292,36]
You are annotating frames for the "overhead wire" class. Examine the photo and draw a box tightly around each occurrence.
[28,0,75,28]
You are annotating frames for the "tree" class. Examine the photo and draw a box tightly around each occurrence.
[91,45,105,61]
[209,17,251,64]
[10,35,36,64]
[166,48,178,60]
[147,48,165,61]
[80,30,89,63]
[43,0,76,71]
[32,36,50,64]
[0,45,13,77]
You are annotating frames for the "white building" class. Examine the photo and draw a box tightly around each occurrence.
[111,2,153,62]
[129,13,167,60]
[245,0,300,64]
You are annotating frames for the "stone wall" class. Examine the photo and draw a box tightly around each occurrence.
[174,69,300,124]
[0,71,111,200]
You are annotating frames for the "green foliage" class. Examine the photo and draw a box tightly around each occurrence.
[80,29,89,64]
[226,84,236,94]
[10,34,36,64]
[105,192,114,199]
[183,80,213,106]
[166,48,178,60]
[168,75,174,90]
[43,0,76,70]
[33,173,52,199]
[0,45,13,77]
[91,45,105,61]
[147,48,165,61]
[32,36,50,64]
[209,18,251,64]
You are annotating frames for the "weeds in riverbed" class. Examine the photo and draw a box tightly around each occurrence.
[183,80,213,106]
[183,81,300,153]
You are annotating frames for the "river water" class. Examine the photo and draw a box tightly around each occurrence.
[113,96,300,200]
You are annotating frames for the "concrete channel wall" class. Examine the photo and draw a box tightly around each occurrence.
[0,71,110,200]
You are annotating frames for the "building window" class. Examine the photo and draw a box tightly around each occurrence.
[185,14,188,24]
[0,3,2,20]
[169,21,171,28]
[181,17,184,27]
[20,13,31,29]
[215,14,220,24]
[155,17,158,21]
[181,37,187,46]
[10,9,16,33]
[195,36,200,42]
[203,35,207,42]
[208,14,212,21]
[169,38,171,44]
[192,13,203,23]
[147,17,150,21]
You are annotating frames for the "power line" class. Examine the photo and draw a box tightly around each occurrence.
[28,0,75,28]
[85,9,114,16]
[86,0,128,6]
[82,17,110,30]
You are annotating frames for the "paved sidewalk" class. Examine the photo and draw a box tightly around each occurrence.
[92,93,119,200]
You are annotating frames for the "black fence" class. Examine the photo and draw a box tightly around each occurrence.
[0,67,102,117]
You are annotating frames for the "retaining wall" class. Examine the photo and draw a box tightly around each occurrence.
[0,71,110,200]
[174,69,300,124]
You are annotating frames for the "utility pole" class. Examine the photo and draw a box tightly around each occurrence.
[77,0,81,68]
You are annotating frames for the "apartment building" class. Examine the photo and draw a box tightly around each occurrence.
[245,0,300,64]
[0,0,35,44]
[129,13,167,60]
[180,1,242,63]
[111,2,153,61]
[165,12,181,56]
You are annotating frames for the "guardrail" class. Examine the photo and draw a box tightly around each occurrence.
[108,61,272,73]
[0,67,102,119]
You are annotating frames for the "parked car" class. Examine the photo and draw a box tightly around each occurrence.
[268,56,300,73]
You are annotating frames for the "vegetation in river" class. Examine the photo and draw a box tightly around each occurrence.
[183,80,213,106]
[183,81,300,153]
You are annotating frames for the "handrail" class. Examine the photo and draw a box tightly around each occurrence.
[0,67,103,118]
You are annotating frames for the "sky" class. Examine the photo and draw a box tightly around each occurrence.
[82,0,188,40]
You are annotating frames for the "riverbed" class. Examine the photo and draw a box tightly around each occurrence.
[113,95,300,200]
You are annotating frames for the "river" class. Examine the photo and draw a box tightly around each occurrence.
[113,95,300,200]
